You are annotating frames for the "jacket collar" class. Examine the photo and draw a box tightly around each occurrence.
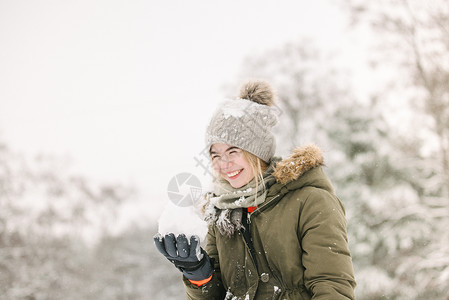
[250,144,326,214]
[272,144,324,184]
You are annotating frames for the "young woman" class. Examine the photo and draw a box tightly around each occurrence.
[154,80,356,299]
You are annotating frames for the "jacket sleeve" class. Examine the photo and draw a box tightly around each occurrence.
[298,188,356,300]
[183,225,226,300]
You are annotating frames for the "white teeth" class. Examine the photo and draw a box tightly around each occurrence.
[227,169,242,177]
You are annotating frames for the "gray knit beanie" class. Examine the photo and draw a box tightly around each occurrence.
[205,80,279,163]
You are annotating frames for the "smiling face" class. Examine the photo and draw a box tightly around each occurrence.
[210,143,255,188]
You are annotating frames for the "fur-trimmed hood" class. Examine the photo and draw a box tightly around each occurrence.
[273,144,324,184]
[262,143,333,202]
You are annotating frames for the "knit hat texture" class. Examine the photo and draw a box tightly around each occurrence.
[205,80,278,163]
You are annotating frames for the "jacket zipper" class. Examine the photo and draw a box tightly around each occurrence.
[241,210,258,269]
[247,193,284,299]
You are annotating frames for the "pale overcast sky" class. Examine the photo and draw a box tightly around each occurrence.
[0,0,356,220]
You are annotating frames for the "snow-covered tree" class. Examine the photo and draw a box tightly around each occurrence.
[0,138,138,299]
[341,0,449,197]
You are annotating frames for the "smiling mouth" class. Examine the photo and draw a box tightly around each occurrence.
[227,169,243,179]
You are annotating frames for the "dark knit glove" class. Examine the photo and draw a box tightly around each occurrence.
[153,233,214,281]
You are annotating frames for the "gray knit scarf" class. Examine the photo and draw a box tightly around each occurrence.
[204,161,278,237]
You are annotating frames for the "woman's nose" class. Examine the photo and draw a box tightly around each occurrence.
[218,157,232,169]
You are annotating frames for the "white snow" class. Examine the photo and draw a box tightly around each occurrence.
[221,99,252,119]
[157,200,208,243]
[234,196,246,205]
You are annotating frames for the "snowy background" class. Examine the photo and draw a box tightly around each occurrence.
[1,0,448,299]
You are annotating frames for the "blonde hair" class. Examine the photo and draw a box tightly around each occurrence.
[242,150,269,197]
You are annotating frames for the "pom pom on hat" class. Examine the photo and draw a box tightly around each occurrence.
[239,79,275,106]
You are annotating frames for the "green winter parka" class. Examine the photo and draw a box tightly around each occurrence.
[183,145,356,299]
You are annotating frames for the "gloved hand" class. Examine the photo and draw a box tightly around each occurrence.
[153,233,214,281]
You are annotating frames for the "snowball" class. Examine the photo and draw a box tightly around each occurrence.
[157,201,208,243]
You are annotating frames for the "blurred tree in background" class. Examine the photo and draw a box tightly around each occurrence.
[0,139,183,299]
[342,0,449,198]
[340,0,449,298]
[235,1,449,297]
